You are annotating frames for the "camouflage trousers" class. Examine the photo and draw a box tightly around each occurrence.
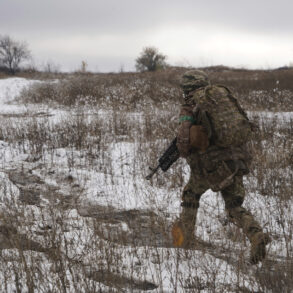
[180,168,263,243]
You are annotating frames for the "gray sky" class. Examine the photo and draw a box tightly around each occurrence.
[1,0,293,72]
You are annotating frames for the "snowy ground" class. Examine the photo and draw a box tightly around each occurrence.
[0,77,292,292]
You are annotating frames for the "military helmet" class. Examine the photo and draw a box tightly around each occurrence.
[180,70,209,94]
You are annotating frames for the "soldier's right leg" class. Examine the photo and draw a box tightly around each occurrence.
[222,176,271,264]
[172,173,209,248]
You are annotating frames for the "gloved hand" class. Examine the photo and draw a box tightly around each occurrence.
[171,220,185,247]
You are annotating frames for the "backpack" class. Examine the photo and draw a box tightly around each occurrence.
[192,85,253,148]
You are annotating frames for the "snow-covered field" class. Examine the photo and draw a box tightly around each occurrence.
[0,77,292,292]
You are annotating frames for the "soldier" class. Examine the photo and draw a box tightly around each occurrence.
[172,70,270,264]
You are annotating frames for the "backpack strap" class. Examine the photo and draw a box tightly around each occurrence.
[193,106,213,139]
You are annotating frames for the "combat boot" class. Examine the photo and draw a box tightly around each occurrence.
[250,232,271,264]
[172,206,197,249]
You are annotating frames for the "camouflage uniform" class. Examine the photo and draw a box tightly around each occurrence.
[175,70,270,264]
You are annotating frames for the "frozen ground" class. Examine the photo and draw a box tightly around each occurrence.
[0,77,292,292]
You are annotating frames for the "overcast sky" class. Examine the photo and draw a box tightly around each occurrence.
[1,0,293,72]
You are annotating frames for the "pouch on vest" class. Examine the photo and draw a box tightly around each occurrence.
[189,125,209,153]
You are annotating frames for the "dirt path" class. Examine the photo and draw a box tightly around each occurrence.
[2,166,161,290]
[1,164,291,291]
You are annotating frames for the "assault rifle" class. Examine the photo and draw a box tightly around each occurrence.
[146,137,180,180]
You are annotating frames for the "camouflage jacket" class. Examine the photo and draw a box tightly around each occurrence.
[184,85,253,179]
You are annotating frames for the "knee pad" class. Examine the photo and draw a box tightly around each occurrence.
[225,196,244,210]
[181,201,199,209]
[182,189,201,201]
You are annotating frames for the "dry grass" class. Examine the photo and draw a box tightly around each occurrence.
[0,67,292,292]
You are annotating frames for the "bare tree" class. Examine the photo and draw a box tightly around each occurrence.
[135,47,167,72]
[0,35,31,74]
